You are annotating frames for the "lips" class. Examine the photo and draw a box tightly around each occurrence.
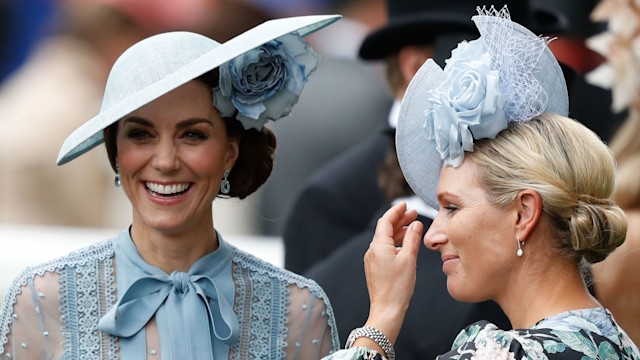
[145,182,191,197]
[441,254,459,273]
[441,254,458,263]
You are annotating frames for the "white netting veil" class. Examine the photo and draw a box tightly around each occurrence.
[475,6,549,123]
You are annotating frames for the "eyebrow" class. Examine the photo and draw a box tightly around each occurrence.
[437,191,462,203]
[123,116,213,129]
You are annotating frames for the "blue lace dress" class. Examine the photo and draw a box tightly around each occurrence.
[326,307,639,360]
[0,229,339,359]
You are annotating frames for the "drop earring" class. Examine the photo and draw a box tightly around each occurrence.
[220,169,230,194]
[516,237,524,257]
[114,162,122,187]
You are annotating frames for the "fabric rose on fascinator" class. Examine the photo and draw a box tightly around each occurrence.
[213,33,319,130]
[424,38,506,167]
[420,6,551,167]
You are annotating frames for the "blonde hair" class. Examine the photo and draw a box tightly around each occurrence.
[468,114,627,264]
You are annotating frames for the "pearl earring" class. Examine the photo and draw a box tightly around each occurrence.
[516,237,524,257]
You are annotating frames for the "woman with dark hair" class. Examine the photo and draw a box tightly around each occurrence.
[0,15,341,359]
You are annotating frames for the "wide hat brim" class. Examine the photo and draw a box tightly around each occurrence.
[359,13,476,60]
[396,14,568,209]
[57,14,340,165]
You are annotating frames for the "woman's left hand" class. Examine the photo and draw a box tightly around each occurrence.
[362,202,423,345]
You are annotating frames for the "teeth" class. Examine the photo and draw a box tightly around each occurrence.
[146,182,190,195]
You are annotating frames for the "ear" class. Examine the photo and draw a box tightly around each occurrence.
[397,46,433,91]
[514,189,543,241]
[224,136,240,170]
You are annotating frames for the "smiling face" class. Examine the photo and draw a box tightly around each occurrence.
[424,159,517,303]
[115,80,239,235]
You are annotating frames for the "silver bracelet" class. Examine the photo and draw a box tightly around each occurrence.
[345,326,395,360]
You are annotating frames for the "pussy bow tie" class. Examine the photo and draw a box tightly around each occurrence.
[98,231,240,359]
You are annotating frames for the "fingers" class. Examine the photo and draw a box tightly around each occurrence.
[392,209,419,245]
[399,221,423,260]
[372,203,419,246]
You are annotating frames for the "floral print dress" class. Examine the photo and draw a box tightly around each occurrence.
[326,307,639,360]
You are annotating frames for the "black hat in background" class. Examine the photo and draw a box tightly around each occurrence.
[529,0,604,38]
[358,0,532,60]
[527,0,622,143]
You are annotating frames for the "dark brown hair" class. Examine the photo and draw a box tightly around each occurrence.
[103,69,277,199]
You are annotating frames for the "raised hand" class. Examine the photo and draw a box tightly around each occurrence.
[362,202,423,345]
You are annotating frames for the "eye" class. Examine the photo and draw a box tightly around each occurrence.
[443,204,459,215]
[183,130,207,140]
[127,128,152,139]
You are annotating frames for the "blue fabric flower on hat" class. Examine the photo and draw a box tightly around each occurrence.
[213,33,319,130]
[423,38,507,167]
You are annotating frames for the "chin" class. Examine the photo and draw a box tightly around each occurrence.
[447,280,487,303]
[141,215,191,234]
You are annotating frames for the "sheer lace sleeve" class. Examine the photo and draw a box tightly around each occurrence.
[229,243,339,359]
[285,285,335,359]
[1,270,64,359]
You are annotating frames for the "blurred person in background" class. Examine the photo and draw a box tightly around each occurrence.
[0,14,341,359]
[586,0,640,345]
[254,0,392,236]
[0,0,57,83]
[0,1,149,228]
[281,0,437,274]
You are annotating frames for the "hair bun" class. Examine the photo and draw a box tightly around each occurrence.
[569,195,627,263]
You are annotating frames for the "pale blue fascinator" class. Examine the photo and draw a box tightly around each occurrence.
[56,15,340,165]
[396,6,568,209]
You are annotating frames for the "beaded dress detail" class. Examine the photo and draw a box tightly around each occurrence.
[0,229,339,359]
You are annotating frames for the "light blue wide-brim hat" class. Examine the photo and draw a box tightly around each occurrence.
[57,14,340,165]
[396,8,568,209]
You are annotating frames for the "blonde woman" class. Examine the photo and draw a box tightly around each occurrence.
[324,6,639,360]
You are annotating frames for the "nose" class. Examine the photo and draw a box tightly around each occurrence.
[424,210,447,250]
[152,138,180,173]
